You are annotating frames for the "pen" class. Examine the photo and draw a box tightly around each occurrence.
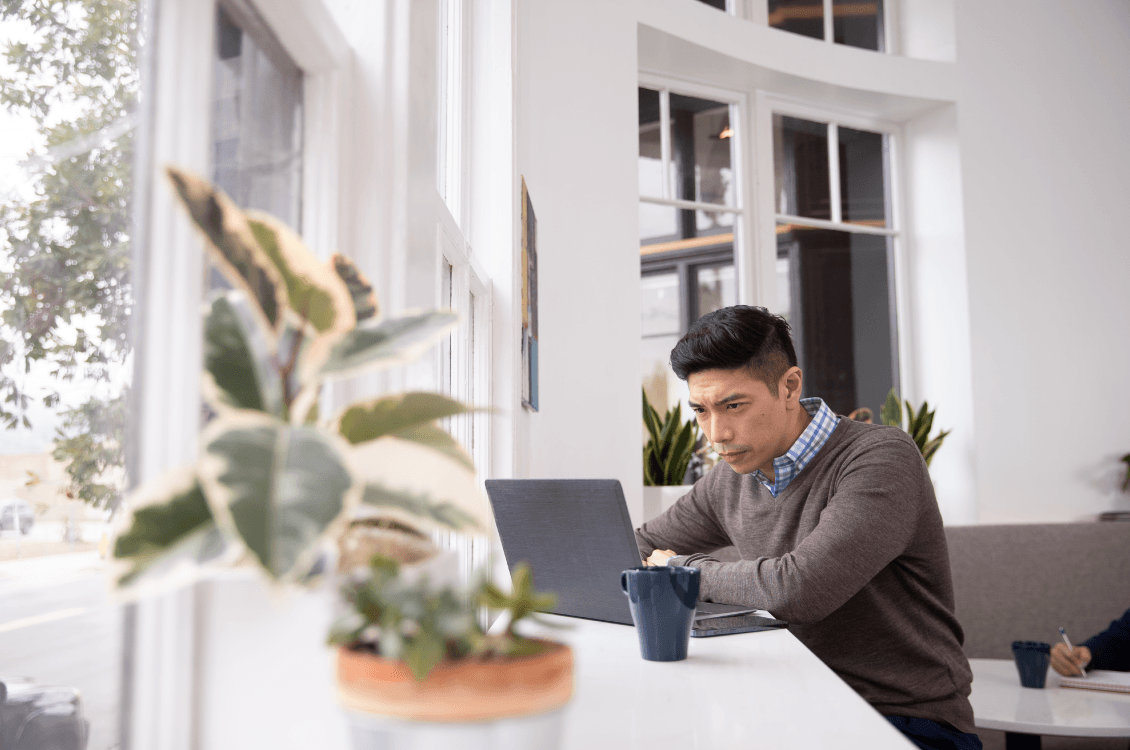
[1059,627,1087,677]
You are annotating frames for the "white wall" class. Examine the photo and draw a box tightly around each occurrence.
[514,0,646,523]
[954,0,1130,522]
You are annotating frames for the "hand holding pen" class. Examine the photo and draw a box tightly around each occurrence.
[1051,627,1091,677]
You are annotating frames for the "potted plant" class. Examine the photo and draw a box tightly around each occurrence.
[111,168,572,731]
[850,389,951,468]
[642,390,698,520]
[331,557,571,722]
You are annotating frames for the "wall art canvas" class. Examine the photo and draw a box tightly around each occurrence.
[521,177,539,411]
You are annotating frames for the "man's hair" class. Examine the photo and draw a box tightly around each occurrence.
[669,305,798,394]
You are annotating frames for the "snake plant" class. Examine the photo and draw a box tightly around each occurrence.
[643,390,698,486]
[880,388,950,468]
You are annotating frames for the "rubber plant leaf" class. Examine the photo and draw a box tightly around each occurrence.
[197,411,353,580]
[346,436,492,533]
[244,211,356,384]
[203,291,283,417]
[388,424,475,472]
[166,167,288,333]
[360,482,479,532]
[337,392,474,444]
[113,469,226,586]
[320,311,459,379]
[331,253,379,322]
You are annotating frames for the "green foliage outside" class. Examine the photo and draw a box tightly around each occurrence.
[880,388,951,468]
[642,389,698,486]
[328,558,559,681]
[0,0,138,509]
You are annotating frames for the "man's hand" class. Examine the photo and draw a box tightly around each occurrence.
[1050,643,1091,676]
[645,549,677,566]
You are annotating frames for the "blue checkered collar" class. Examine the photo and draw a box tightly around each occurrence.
[753,397,840,498]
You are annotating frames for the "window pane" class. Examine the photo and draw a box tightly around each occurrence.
[668,94,734,207]
[696,207,736,234]
[642,273,681,337]
[838,125,889,227]
[695,264,736,319]
[768,0,825,40]
[773,115,831,220]
[214,7,304,229]
[834,0,884,51]
[776,225,897,419]
[694,0,728,10]
[640,203,679,246]
[638,87,663,199]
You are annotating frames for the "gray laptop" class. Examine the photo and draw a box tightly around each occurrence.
[484,478,786,636]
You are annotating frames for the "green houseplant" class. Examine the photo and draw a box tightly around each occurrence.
[879,388,951,468]
[113,168,572,724]
[642,390,698,487]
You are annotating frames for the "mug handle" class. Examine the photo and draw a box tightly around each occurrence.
[621,571,629,595]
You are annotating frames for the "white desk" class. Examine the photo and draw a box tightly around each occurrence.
[969,659,1130,749]
[535,615,914,749]
[347,616,916,749]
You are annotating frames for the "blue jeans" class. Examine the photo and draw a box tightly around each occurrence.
[885,716,983,750]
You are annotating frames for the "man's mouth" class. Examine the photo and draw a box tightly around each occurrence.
[715,445,752,458]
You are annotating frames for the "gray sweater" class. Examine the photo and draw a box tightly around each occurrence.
[636,419,975,734]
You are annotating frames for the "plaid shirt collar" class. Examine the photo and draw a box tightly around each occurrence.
[753,397,840,498]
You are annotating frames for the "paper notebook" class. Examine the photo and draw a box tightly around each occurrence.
[1060,670,1130,695]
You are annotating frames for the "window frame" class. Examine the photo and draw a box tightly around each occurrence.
[638,73,754,308]
[752,91,910,403]
[761,0,895,54]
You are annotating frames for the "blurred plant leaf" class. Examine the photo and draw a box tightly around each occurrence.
[347,436,491,532]
[166,167,288,333]
[880,388,902,428]
[643,391,698,486]
[337,392,474,444]
[360,483,478,531]
[203,291,282,416]
[245,212,355,336]
[197,411,353,579]
[320,311,458,379]
[332,253,379,322]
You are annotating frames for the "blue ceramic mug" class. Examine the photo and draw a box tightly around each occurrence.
[1011,641,1051,688]
[620,566,700,661]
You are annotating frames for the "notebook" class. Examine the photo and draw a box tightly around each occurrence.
[1060,670,1130,694]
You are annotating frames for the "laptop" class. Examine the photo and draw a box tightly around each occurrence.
[484,478,787,637]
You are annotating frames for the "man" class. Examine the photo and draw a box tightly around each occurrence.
[1051,607,1130,676]
[636,305,980,750]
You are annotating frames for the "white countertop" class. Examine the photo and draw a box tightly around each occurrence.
[969,658,1130,737]
[531,615,915,749]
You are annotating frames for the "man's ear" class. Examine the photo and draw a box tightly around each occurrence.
[781,366,803,403]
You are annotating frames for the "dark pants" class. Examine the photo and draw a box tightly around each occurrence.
[885,716,983,750]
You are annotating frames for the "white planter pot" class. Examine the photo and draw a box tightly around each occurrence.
[641,485,691,523]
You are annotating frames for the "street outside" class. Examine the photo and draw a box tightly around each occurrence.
[0,540,122,750]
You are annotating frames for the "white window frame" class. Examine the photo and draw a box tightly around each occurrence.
[753,0,896,54]
[637,72,755,308]
[751,92,911,399]
[125,1,350,748]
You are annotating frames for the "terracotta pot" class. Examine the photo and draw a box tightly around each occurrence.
[336,641,573,722]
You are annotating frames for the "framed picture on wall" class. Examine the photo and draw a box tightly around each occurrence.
[521,177,539,411]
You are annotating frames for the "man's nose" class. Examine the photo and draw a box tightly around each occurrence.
[706,416,733,445]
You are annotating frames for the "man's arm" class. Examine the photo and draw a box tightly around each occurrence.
[675,434,927,623]
[1083,607,1130,672]
[635,471,731,563]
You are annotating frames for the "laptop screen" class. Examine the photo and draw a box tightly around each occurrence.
[485,479,643,625]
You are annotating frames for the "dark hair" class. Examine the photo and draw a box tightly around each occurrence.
[669,305,798,393]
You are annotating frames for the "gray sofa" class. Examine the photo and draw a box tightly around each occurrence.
[945,522,1130,660]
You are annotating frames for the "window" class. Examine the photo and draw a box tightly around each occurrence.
[770,108,899,419]
[212,1,304,228]
[639,84,741,414]
[768,0,885,51]
[436,0,490,586]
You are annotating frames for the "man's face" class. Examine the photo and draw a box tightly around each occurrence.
[687,367,797,476]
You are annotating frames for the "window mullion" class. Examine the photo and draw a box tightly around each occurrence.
[827,122,842,224]
[659,89,672,201]
[823,0,834,42]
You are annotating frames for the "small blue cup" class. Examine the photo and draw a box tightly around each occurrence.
[620,566,700,661]
[1011,641,1051,688]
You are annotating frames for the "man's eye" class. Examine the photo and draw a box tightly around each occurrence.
[726,403,742,409]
